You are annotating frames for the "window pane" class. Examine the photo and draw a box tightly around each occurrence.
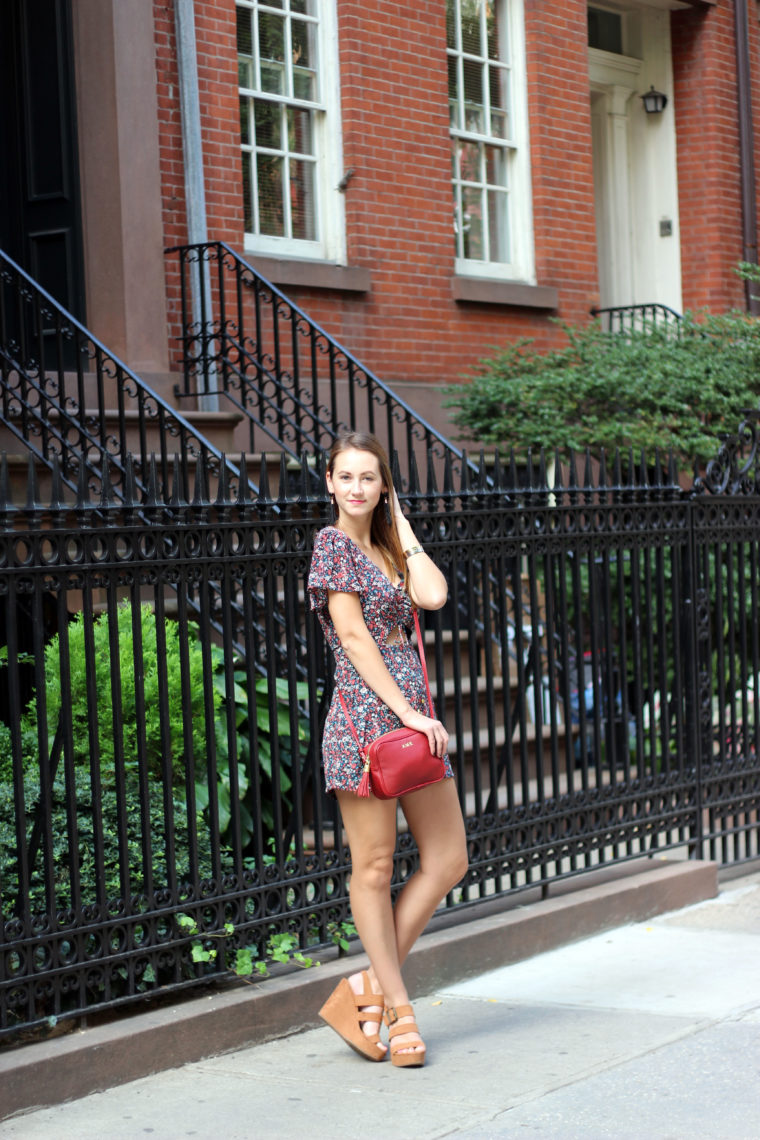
[242,151,254,233]
[290,160,316,240]
[259,11,286,94]
[288,107,313,156]
[488,188,510,261]
[487,0,503,61]
[255,100,282,150]
[292,17,317,101]
[257,154,285,236]
[446,0,457,50]
[489,64,510,138]
[462,185,484,260]
[293,66,317,102]
[447,54,458,105]
[485,145,507,187]
[240,97,251,147]
[453,188,464,257]
[588,7,623,54]
[461,0,484,56]
[463,58,485,132]
[457,140,481,183]
[237,7,254,88]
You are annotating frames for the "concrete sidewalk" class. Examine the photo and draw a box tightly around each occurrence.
[3,861,760,1138]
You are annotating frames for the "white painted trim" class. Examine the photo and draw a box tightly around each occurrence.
[589,6,683,312]
[452,0,535,283]
[241,0,346,265]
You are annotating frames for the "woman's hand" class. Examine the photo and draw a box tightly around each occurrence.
[400,708,449,758]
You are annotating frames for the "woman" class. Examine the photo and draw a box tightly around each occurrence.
[308,431,468,1068]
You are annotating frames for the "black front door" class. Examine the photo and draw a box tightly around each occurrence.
[0,0,85,323]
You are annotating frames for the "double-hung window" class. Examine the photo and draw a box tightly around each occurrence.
[447,0,533,281]
[237,0,344,261]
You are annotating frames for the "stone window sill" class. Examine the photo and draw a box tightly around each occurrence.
[452,276,559,310]
[239,254,371,293]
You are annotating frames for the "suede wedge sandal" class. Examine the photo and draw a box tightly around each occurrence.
[384,1004,426,1068]
[318,971,386,1061]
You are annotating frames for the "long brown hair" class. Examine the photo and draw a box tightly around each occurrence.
[326,431,410,594]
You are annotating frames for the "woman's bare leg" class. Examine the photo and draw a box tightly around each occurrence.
[335,780,468,1057]
[335,790,403,1052]
[384,778,468,1052]
[394,777,469,962]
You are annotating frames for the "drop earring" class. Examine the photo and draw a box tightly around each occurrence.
[330,492,337,521]
[384,494,392,526]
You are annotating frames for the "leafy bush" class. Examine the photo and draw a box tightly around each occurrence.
[0,764,217,913]
[26,603,213,783]
[198,660,308,849]
[1,605,312,916]
[444,313,760,465]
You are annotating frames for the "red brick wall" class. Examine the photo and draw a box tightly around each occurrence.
[273,0,598,384]
[151,0,760,399]
[152,0,598,392]
[154,0,243,359]
[671,1,760,312]
[524,0,599,315]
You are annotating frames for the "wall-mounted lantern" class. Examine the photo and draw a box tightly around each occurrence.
[641,86,668,114]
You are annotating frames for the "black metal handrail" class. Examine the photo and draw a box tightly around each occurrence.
[165,241,470,481]
[591,302,683,334]
[0,247,235,502]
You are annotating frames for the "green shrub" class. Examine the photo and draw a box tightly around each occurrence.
[444,312,760,466]
[26,603,213,783]
[199,659,309,850]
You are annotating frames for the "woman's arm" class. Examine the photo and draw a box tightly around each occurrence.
[392,492,448,610]
[328,590,448,756]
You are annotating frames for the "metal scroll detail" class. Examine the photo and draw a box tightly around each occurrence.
[697,411,760,495]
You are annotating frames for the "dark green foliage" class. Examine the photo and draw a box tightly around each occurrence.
[444,314,760,465]
[1,606,311,917]
[27,603,213,783]
[198,659,309,849]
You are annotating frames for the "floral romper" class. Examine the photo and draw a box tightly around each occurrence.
[308,526,454,795]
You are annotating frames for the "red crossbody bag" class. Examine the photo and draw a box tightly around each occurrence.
[337,611,446,799]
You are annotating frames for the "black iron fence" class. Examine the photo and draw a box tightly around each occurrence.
[1,433,759,1042]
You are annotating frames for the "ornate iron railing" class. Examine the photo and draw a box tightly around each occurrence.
[1,426,759,1043]
[591,302,683,334]
[0,247,231,501]
[165,241,468,478]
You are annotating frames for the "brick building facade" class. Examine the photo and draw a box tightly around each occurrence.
[1,0,758,441]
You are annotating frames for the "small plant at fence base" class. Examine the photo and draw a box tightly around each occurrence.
[176,914,319,979]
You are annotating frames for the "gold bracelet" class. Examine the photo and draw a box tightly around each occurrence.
[404,545,424,559]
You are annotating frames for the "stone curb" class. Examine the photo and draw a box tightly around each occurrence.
[0,858,718,1121]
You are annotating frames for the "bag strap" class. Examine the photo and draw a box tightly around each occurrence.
[338,611,434,752]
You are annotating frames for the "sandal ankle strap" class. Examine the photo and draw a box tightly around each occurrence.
[384,1003,414,1026]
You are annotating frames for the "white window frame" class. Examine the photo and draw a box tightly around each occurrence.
[238,0,345,263]
[448,0,534,282]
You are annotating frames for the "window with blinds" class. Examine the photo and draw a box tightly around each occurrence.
[447,0,534,281]
[237,0,343,259]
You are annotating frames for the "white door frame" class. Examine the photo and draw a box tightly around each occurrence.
[589,9,683,313]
